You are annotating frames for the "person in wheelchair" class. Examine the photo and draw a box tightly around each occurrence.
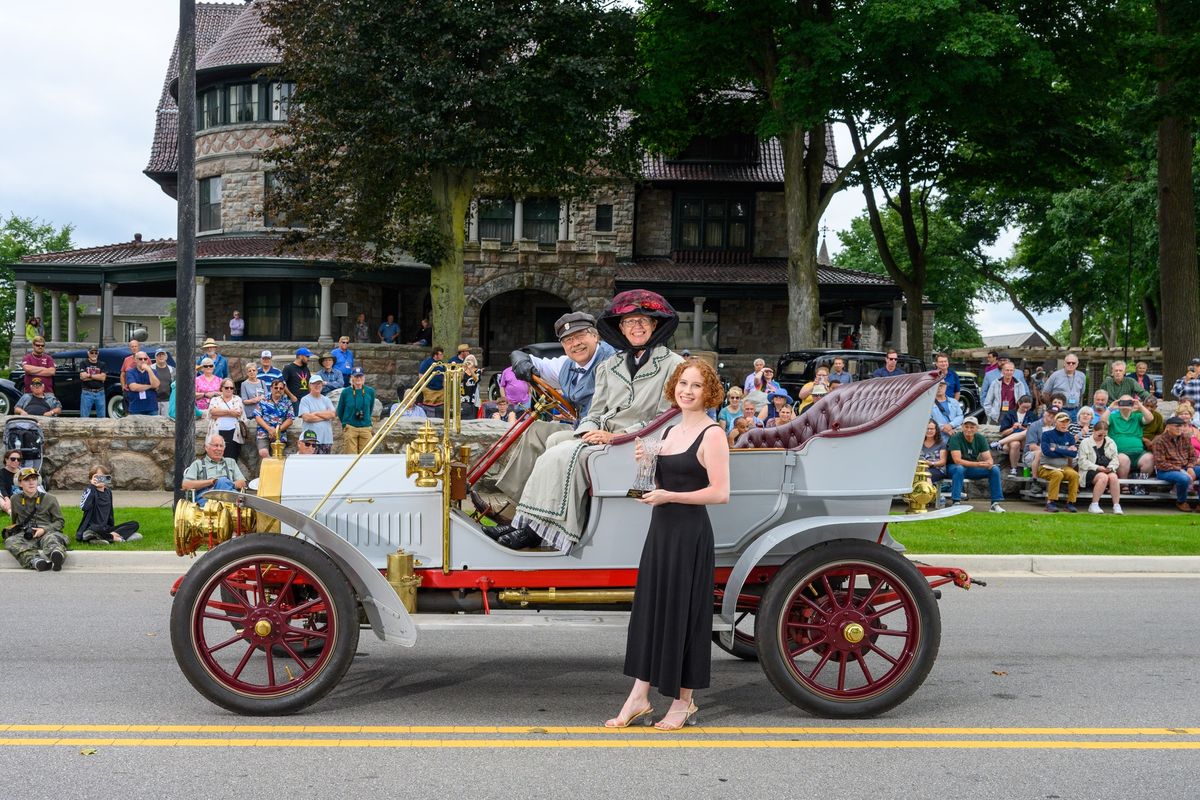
[489,291,684,551]
[181,434,247,507]
[486,312,615,504]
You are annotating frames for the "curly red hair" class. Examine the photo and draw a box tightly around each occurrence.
[664,359,725,409]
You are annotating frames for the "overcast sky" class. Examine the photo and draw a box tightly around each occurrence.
[0,0,1064,338]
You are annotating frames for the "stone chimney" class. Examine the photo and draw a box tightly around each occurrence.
[133,233,143,243]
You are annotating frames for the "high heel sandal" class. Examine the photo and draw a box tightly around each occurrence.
[654,702,698,731]
[603,705,655,728]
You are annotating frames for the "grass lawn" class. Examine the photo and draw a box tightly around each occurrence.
[894,510,1200,555]
[57,506,1200,557]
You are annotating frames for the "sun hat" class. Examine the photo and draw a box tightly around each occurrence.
[201,337,218,349]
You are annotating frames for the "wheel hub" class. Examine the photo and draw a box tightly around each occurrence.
[245,608,285,644]
[254,619,273,637]
[842,622,865,644]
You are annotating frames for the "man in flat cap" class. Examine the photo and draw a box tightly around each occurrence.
[488,311,616,504]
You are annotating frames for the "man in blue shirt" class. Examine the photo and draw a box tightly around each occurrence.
[871,350,906,378]
[378,314,401,344]
[418,347,446,407]
[125,352,161,416]
[332,336,355,378]
[257,351,283,389]
[935,353,960,400]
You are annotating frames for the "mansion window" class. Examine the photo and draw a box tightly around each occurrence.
[674,195,751,251]
[270,82,295,121]
[523,198,559,244]
[199,88,221,130]
[245,281,320,341]
[478,198,515,244]
[199,176,222,232]
[594,203,613,232]
[227,83,260,124]
[669,133,759,164]
[196,81,296,130]
[264,172,305,229]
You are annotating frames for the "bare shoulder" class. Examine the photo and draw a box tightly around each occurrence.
[703,424,730,449]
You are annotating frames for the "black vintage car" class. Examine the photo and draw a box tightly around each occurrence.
[4,346,174,418]
[775,349,984,421]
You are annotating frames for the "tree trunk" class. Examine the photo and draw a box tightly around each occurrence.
[1156,2,1200,385]
[1143,293,1161,348]
[782,125,823,349]
[429,167,476,352]
[1069,299,1084,347]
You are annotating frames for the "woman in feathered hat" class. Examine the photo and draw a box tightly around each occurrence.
[494,290,685,552]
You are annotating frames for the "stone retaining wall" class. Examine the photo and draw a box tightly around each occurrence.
[7,415,513,493]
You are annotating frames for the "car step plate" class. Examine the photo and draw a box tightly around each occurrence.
[410,612,732,632]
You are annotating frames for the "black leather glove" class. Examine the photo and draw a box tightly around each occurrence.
[510,350,538,383]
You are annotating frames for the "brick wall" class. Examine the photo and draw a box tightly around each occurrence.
[634,188,672,256]
[571,184,636,259]
[753,191,787,258]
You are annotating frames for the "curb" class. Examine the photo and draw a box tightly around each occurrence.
[2,551,1199,575]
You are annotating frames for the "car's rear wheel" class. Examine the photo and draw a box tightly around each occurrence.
[106,393,127,419]
[0,392,11,416]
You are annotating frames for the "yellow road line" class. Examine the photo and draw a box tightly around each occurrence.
[0,737,1198,750]
[2,724,1197,736]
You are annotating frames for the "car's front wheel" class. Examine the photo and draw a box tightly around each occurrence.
[106,393,127,419]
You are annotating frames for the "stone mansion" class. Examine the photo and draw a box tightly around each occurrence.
[14,0,925,370]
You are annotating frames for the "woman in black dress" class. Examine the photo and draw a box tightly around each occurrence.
[605,360,730,731]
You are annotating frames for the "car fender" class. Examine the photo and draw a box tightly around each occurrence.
[0,377,20,396]
[204,490,417,647]
[718,503,971,648]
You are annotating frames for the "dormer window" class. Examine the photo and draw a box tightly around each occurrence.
[669,133,758,164]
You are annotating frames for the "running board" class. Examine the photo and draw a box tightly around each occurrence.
[391,612,732,632]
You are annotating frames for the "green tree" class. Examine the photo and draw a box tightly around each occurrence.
[261,0,639,349]
[637,0,885,349]
[0,214,73,365]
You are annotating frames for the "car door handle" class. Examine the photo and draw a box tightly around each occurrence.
[344,497,375,504]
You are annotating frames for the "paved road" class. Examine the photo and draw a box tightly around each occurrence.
[1,573,1197,800]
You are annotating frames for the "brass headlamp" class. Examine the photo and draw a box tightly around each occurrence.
[405,421,445,487]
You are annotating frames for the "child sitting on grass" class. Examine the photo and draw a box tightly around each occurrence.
[76,464,142,544]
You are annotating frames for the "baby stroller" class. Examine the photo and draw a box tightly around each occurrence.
[4,418,45,473]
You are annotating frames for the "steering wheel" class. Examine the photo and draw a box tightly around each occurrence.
[530,374,578,423]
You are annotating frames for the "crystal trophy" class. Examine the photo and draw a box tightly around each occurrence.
[627,437,662,498]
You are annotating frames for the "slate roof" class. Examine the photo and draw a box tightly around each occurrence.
[196,1,280,74]
[982,332,1048,348]
[641,129,838,185]
[19,236,354,266]
[616,258,895,287]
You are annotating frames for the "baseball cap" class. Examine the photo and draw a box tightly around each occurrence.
[457,343,471,353]
[1054,412,1071,422]
[962,417,978,426]
[30,378,43,386]
[17,466,39,481]
[555,311,596,340]
[295,347,313,357]
[154,347,168,356]
[1166,415,1187,426]
[260,350,273,359]
[300,430,319,443]
[309,373,325,383]
[87,346,99,354]
[1048,405,1062,414]
[351,366,365,377]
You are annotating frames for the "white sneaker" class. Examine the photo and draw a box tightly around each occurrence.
[989,502,1006,513]
[1088,503,1103,514]
[1112,504,1124,515]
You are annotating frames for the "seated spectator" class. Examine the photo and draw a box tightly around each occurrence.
[1171,357,1200,405]
[995,394,1035,474]
[15,378,62,417]
[930,380,963,442]
[1077,420,1122,515]
[871,350,905,379]
[240,363,266,420]
[316,353,345,394]
[1151,416,1199,512]
[828,356,852,385]
[743,359,766,393]
[1104,395,1155,478]
[490,397,518,425]
[717,388,744,433]
[3,467,66,571]
[298,375,337,454]
[1133,360,1154,395]
[740,400,764,428]
[388,385,428,419]
[1038,411,1081,513]
[765,403,795,428]
[1070,406,1095,443]
[76,465,142,544]
[1090,389,1110,418]
[1099,360,1150,404]
[255,379,297,458]
[753,366,782,397]
[934,353,959,399]
[410,318,432,346]
[0,449,23,516]
[920,420,949,485]
[728,415,754,446]
[1176,402,1200,460]
[495,362,528,413]
[980,352,1002,398]
[946,418,1005,512]
[296,429,321,455]
[1141,394,1164,446]
[759,390,794,424]
[798,367,832,413]
[1021,402,1061,477]
[983,361,1029,424]
[181,434,247,507]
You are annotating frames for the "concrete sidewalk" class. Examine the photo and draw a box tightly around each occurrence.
[3,550,1199,575]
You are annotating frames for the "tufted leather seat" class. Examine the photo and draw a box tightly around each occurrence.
[735,371,942,450]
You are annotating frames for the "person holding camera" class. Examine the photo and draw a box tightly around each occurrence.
[337,366,375,454]
[3,467,67,571]
[797,366,832,414]
[1103,394,1156,478]
[77,465,142,544]
[1172,358,1200,405]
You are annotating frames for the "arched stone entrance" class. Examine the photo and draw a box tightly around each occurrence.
[478,289,572,367]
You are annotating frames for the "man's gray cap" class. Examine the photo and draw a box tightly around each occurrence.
[555,311,596,340]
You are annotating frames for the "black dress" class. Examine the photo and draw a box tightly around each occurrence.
[623,425,718,698]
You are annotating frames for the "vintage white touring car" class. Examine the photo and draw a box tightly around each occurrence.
[169,366,975,717]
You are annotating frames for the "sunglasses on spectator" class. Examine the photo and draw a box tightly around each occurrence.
[7,456,22,463]
[221,384,234,389]
[202,365,214,369]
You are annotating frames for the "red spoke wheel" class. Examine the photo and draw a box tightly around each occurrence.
[171,534,360,715]
[756,540,940,718]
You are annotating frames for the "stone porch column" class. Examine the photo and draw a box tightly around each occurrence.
[891,298,903,350]
[195,276,208,343]
[692,296,706,351]
[102,283,116,345]
[513,198,524,241]
[32,289,44,327]
[67,295,78,342]
[49,291,61,342]
[558,199,570,241]
[318,277,334,345]
[468,200,479,243]
[13,280,28,348]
